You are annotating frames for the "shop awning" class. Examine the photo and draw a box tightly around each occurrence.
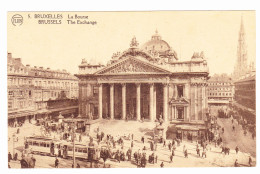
[8,109,36,119]
[175,124,206,131]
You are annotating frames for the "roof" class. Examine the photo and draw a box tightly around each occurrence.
[141,31,171,54]
[235,74,256,83]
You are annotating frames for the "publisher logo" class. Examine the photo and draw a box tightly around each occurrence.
[11,14,23,26]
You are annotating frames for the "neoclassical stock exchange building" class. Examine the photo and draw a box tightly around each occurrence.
[76,31,209,137]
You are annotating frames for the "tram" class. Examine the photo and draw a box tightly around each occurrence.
[25,136,99,161]
[26,136,60,156]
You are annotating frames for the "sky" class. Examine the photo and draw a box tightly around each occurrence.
[7,11,256,76]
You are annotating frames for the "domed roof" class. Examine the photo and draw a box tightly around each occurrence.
[141,30,171,54]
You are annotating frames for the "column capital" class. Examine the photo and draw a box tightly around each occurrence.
[162,83,169,87]
[120,83,126,87]
[149,83,154,87]
[109,83,114,87]
[97,83,103,87]
[135,83,141,87]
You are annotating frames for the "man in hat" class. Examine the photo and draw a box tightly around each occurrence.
[248,156,252,167]
[55,157,59,168]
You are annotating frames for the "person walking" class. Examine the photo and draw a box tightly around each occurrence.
[55,157,59,168]
[160,162,164,168]
[248,156,252,167]
[141,136,145,144]
[79,134,82,142]
[235,146,239,154]
[202,149,206,158]
[131,141,134,149]
[234,159,239,167]
[8,152,12,162]
[31,155,36,168]
[184,149,188,158]
[196,147,200,157]
[170,154,173,163]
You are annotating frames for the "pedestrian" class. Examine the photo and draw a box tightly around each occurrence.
[202,149,206,158]
[170,154,173,163]
[222,127,224,133]
[163,139,166,147]
[141,136,144,144]
[79,134,82,142]
[232,125,235,131]
[155,155,158,163]
[184,149,188,158]
[55,157,59,168]
[131,141,134,148]
[249,156,252,167]
[235,146,239,154]
[168,142,172,151]
[160,162,164,168]
[31,155,36,168]
[234,159,239,167]
[13,152,18,161]
[8,152,12,162]
[172,149,175,156]
[183,145,186,153]
[77,163,80,168]
[196,147,200,157]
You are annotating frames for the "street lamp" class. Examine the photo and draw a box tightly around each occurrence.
[71,120,76,168]
[12,133,17,157]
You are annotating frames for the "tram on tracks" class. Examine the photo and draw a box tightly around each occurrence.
[25,136,99,161]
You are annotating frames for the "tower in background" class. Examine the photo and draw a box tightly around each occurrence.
[233,16,249,80]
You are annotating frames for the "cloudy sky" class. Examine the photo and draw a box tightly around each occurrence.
[7,11,255,76]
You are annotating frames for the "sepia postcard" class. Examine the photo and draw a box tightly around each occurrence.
[7,11,256,168]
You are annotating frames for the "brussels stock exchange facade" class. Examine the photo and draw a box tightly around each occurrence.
[76,32,209,134]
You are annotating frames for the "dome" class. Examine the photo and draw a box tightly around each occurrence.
[141,30,171,54]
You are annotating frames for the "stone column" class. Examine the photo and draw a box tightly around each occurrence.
[174,106,177,119]
[136,83,141,121]
[98,83,102,119]
[110,83,114,119]
[122,83,126,120]
[149,83,154,121]
[153,84,157,121]
[174,85,178,98]
[163,83,169,122]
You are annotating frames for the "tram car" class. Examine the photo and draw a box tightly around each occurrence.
[26,136,60,156]
[60,141,89,159]
[25,136,99,161]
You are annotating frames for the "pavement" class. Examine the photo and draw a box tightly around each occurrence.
[8,119,256,168]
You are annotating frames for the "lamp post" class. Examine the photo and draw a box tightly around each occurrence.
[72,121,76,168]
[12,133,16,157]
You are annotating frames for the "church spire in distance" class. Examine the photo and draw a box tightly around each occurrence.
[234,15,248,80]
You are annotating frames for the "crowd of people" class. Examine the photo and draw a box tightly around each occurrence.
[8,111,255,168]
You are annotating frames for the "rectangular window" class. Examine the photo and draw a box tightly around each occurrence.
[177,85,183,98]
[93,86,98,95]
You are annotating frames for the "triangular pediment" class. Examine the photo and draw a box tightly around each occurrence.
[95,56,171,75]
